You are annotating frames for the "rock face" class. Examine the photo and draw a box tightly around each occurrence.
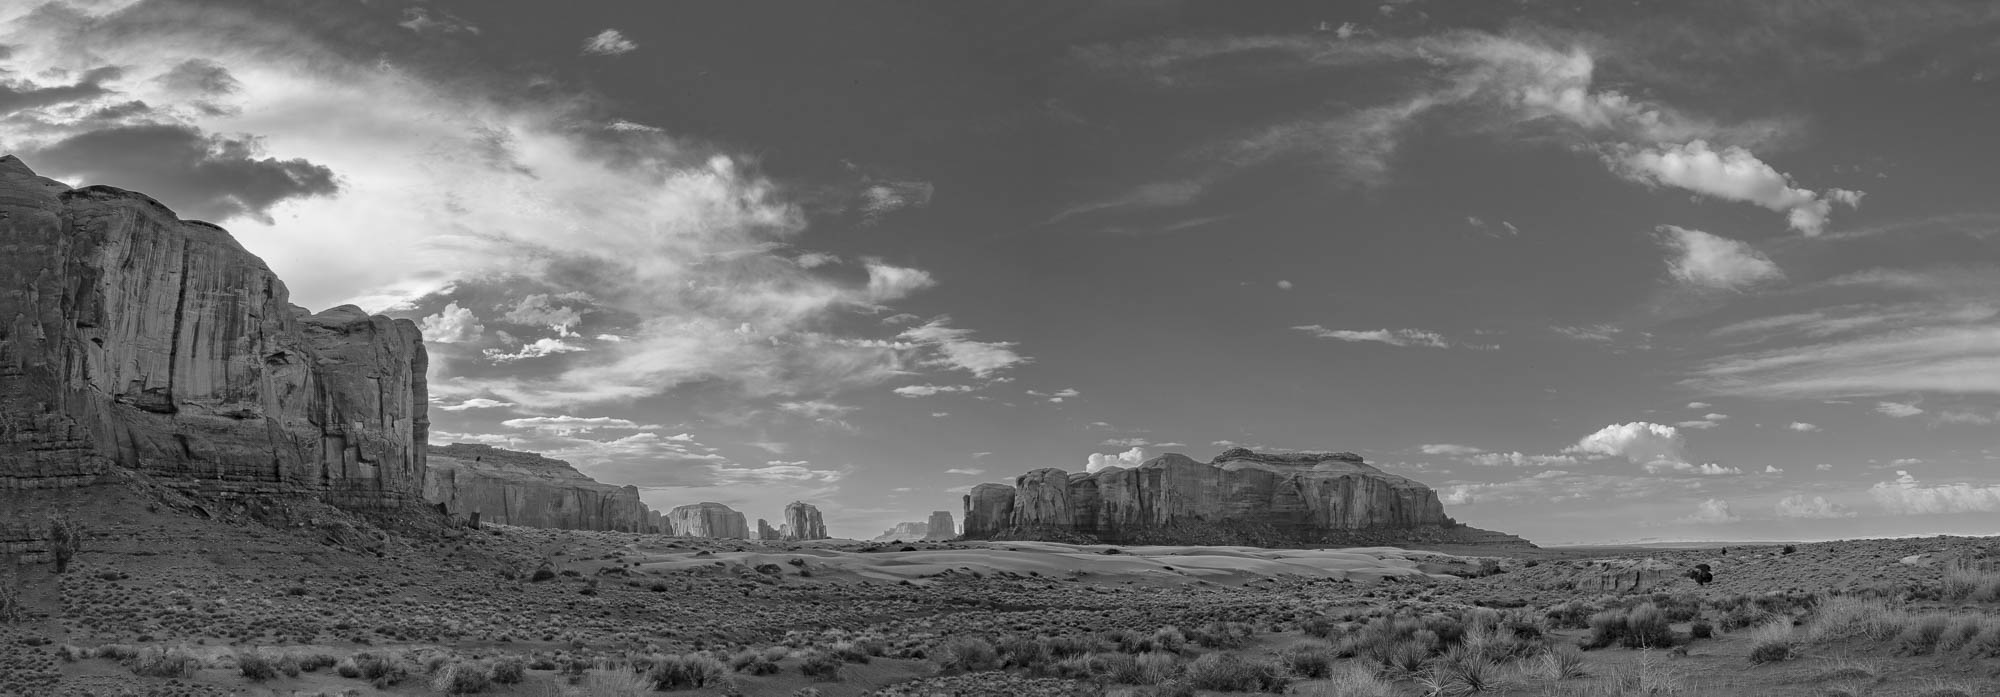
[926,510,957,540]
[423,443,657,532]
[670,502,747,539]
[873,521,928,542]
[962,448,1531,547]
[756,518,780,540]
[783,501,827,540]
[0,156,429,510]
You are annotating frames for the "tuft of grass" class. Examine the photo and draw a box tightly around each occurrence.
[934,636,1000,672]
[1279,641,1333,679]
[1291,662,1397,697]
[1419,647,1509,695]
[431,660,494,694]
[799,649,844,681]
[647,653,728,689]
[236,651,278,682]
[1897,613,1952,655]
[128,647,200,678]
[1534,644,1588,680]
[1183,652,1287,692]
[1134,651,1181,685]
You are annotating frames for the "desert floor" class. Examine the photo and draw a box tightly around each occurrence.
[4,480,1997,697]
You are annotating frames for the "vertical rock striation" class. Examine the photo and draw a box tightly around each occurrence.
[783,501,827,540]
[925,510,956,540]
[0,156,428,510]
[669,502,748,539]
[756,518,780,540]
[422,443,656,532]
[962,448,1531,547]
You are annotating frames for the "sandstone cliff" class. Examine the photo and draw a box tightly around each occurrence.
[873,521,929,542]
[962,448,1530,548]
[757,518,780,540]
[670,502,747,539]
[423,443,657,532]
[0,156,428,511]
[783,501,828,540]
[926,510,956,541]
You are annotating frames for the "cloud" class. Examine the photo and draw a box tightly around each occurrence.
[23,123,338,224]
[1816,464,1834,471]
[1103,437,1153,447]
[1276,280,1294,290]
[1688,294,2000,399]
[0,63,115,113]
[420,302,484,344]
[777,400,856,427]
[1420,444,1483,456]
[1468,452,1581,468]
[1935,409,1999,425]
[500,415,663,434]
[1870,471,2000,515]
[1675,413,1730,430]
[944,468,985,476]
[1876,401,1925,418]
[502,294,588,337]
[1764,465,1784,474]
[1788,422,1821,432]
[899,318,1028,378]
[863,262,936,304]
[859,181,935,221]
[1775,495,1854,519]
[1086,446,1148,473]
[482,338,589,363]
[1686,402,1712,409]
[156,58,239,96]
[437,398,515,411]
[1609,141,1861,235]
[892,384,976,398]
[582,29,637,56]
[1676,498,1740,524]
[1657,226,1784,290]
[1292,325,1450,348]
[1565,422,1687,467]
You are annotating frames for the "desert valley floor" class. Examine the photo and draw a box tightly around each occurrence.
[4,477,1999,697]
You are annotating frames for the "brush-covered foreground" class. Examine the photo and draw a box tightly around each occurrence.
[4,480,1998,696]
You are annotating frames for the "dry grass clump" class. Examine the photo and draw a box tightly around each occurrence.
[1746,617,1798,664]
[1290,662,1397,697]
[644,653,729,689]
[798,650,843,681]
[728,647,782,675]
[430,660,494,694]
[1583,602,1675,650]
[235,651,278,681]
[1531,644,1587,680]
[1279,640,1334,679]
[127,646,200,678]
[1940,559,2000,603]
[1182,652,1287,692]
[933,636,1001,672]
[1417,646,1510,695]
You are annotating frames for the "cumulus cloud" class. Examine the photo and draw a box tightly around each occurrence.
[500,415,663,434]
[1876,401,1925,418]
[1292,325,1451,348]
[1676,498,1740,524]
[1658,226,1784,290]
[1086,446,1148,473]
[862,262,936,304]
[502,294,588,337]
[420,302,484,344]
[1610,142,1861,235]
[1870,471,2000,515]
[1764,465,1784,474]
[1775,495,1853,519]
[582,29,637,56]
[437,398,515,411]
[1565,422,1687,467]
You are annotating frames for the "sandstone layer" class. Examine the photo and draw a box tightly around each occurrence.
[962,448,1530,548]
[670,502,747,539]
[757,518,780,540]
[0,156,428,511]
[784,501,828,540]
[423,443,658,532]
[873,521,929,542]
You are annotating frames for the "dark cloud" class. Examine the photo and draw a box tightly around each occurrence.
[155,58,239,96]
[0,66,120,115]
[28,123,338,223]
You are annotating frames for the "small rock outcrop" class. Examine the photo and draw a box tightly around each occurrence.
[757,518,781,540]
[962,448,1531,548]
[873,521,929,542]
[784,501,827,540]
[423,443,656,532]
[925,510,957,540]
[670,502,748,539]
[0,156,428,510]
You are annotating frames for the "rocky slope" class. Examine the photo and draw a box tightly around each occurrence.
[962,448,1531,548]
[0,156,428,511]
[784,501,828,540]
[423,443,658,532]
[873,521,929,542]
[670,502,748,539]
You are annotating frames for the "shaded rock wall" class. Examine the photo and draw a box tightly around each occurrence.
[423,443,656,532]
[926,510,956,540]
[783,501,827,540]
[670,502,747,539]
[0,156,428,511]
[964,449,1531,547]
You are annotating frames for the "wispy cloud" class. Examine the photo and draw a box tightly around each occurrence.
[1292,325,1451,348]
[1658,226,1784,290]
[582,29,637,56]
[1610,142,1862,236]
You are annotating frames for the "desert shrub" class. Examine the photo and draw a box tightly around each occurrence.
[1423,613,1469,647]
[799,650,843,681]
[1088,652,1143,683]
[728,648,780,675]
[1354,613,1427,661]
[648,653,729,689]
[1583,610,1625,649]
[297,653,337,673]
[1545,600,1599,629]
[346,652,410,688]
[1378,637,1432,676]
[488,656,527,684]
[237,651,278,681]
[1749,640,1792,664]
[934,636,1000,672]
[1690,620,1714,639]
[529,562,557,583]
[1535,644,1588,680]
[1279,641,1332,679]
[1301,615,1342,639]
[1783,545,1797,555]
[1134,651,1181,684]
[997,635,1047,669]
[1191,621,1253,649]
[1150,626,1188,653]
[1297,663,1395,697]
[1184,653,1286,692]
[1938,619,1983,653]
[1622,603,1674,649]
[1942,560,2000,603]
[46,511,83,574]
[128,647,199,678]
[432,661,494,694]
[1043,634,1098,659]
[1899,614,1952,655]
[1651,593,1703,623]
[1420,647,1508,694]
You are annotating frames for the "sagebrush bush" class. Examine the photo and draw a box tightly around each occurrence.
[799,650,843,681]
[729,648,781,675]
[1535,644,1587,680]
[236,651,277,682]
[128,647,199,678]
[1279,641,1332,679]
[488,656,526,684]
[1899,614,1952,655]
[1183,653,1286,692]
[1690,620,1714,639]
[1134,651,1181,684]
[1584,603,1675,649]
[431,661,494,694]
[1749,639,1792,664]
[648,653,729,689]
[934,636,1000,672]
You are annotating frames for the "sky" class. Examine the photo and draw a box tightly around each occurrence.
[4,0,2000,545]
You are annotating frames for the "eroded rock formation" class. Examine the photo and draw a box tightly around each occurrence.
[757,518,780,540]
[962,448,1530,547]
[423,443,657,532]
[784,501,827,540]
[0,156,429,511]
[926,510,956,540]
[873,521,928,542]
[670,502,747,539]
